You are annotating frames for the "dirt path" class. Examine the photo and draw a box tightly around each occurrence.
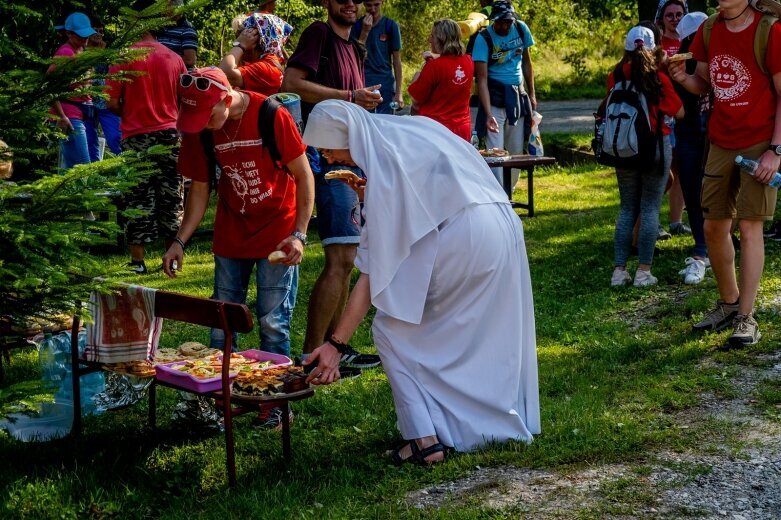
[537,99,600,134]
[406,351,781,518]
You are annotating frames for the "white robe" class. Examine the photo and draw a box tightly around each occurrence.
[357,203,540,451]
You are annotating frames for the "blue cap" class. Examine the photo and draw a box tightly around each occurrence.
[54,12,96,38]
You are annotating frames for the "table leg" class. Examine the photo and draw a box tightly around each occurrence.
[526,166,534,217]
[502,165,513,201]
[281,401,291,462]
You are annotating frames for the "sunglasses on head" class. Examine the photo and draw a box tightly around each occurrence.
[333,0,364,5]
[180,74,228,92]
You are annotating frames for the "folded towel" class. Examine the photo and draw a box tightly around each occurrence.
[83,285,162,363]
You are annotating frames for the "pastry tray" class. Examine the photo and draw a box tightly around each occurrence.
[155,349,291,393]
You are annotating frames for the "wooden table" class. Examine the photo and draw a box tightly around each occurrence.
[484,155,556,217]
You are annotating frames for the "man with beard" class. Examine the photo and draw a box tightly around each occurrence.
[282,0,383,372]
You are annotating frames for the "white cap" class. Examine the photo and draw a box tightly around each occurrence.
[624,26,655,51]
[677,12,708,39]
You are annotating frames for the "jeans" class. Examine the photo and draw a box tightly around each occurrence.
[310,148,364,246]
[614,135,672,267]
[59,118,91,170]
[674,115,708,258]
[85,109,122,160]
[210,255,298,356]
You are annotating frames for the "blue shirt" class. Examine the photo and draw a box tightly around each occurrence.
[350,16,401,86]
[471,21,534,86]
[157,17,198,56]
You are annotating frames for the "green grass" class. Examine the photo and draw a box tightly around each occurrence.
[1,158,780,518]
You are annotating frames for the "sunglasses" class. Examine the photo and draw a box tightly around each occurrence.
[333,0,364,5]
[664,12,684,20]
[180,73,228,92]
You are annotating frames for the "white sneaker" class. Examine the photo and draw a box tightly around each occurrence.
[611,268,632,286]
[679,257,706,285]
[633,269,658,287]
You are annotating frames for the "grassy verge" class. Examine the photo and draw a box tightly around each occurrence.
[1,158,779,518]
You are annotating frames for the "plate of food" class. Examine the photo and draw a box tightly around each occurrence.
[479,148,510,158]
[231,364,313,401]
[103,360,156,378]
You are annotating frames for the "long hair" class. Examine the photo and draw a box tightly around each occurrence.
[619,47,663,105]
[431,19,465,56]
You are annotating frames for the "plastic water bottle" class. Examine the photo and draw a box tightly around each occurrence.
[471,131,480,150]
[389,100,400,114]
[735,155,781,188]
[38,333,56,384]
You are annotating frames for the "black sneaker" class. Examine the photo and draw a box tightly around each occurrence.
[338,366,362,379]
[771,230,781,242]
[339,346,382,369]
[127,260,148,274]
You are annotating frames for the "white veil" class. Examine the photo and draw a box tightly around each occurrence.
[303,100,509,323]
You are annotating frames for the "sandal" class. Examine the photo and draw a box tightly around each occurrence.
[390,440,448,466]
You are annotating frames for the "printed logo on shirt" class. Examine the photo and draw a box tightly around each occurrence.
[710,54,752,104]
[490,38,523,65]
[220,159,272,214]
[452,65,468,85]
[379,33,387,42]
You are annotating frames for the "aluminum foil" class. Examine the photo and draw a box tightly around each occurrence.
[170,392,224,432]
[92,371,153,411]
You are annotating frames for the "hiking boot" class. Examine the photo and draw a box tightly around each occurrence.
[725,314,761,349]
[127,260,148,274]
[610,268,632,287]
[693,300,739,332]
[763,220,781,238]
[339,345,381,369]
[678,257,707,285]
[657,226,672,241]
[633,269,657,287]
[256,406,294,431]
[669,222,691,235]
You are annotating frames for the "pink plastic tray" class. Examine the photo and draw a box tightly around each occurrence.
[154,349,291,394]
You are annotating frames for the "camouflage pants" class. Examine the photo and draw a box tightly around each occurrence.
[121,129,183,245]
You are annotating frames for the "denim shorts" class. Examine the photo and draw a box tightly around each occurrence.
[311,150,365,246]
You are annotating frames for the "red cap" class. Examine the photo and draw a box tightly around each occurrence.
[177,67,231,134]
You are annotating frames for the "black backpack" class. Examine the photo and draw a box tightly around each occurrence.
[466,19,527,65]
[592,65,662,170]
[199,96,284,191]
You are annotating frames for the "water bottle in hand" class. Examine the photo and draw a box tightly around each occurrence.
[735,155,781,188]
[471,131,480,150]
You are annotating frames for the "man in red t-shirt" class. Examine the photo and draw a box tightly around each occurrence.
[162,67,313,362]
[669,0,781,348]
[282,0,383,370]
[107,4,187,275]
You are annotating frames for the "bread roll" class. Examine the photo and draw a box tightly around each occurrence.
[324,169,361,183]
[268,250,287,264]
[668,52,693,62]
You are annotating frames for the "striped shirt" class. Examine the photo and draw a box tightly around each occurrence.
[157,17,198,56]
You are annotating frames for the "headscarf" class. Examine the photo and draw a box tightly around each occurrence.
[302,101,509,324]
[654,0,689,26]
[243,12,292,60]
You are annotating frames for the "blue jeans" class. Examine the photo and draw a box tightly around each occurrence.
[85,109,122,160]
[308,148,364,246]
[210,256,298,356]
[614,135,672,267]
[59,118,91,170]
[674,115,708,258]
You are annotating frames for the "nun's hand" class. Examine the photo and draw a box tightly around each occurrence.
[304,343,341,385]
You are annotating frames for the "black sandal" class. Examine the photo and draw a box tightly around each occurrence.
[390,440,448,466]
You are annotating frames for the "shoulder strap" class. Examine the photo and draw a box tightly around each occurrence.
[198,130,218,192]
[754,14,777,76]
[259,96,283,169]
[702,13,719,56]
[514,20,526,48]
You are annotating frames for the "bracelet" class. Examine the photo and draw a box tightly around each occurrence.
[326,335,350,354]
[174,236,186,250]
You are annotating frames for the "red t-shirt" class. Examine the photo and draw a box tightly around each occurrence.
[178,92,306,259]
[607,63,682,136]
[49,43,90,120]
[690,14,781,149]
[407,54,474,141]
[107,41,186,139]
[661,35,680,57]
[238,54,283,96]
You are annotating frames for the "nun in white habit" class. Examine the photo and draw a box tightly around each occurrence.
[303,100,540,464]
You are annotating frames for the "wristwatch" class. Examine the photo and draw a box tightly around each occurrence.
[291,231,308,246]
[231,41,245,51]
[770,144,781,155]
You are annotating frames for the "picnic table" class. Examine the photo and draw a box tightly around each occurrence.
[483,155,557,217]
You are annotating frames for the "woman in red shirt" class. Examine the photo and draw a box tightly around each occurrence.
[609,26,684,288]
[407,19,474,141]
